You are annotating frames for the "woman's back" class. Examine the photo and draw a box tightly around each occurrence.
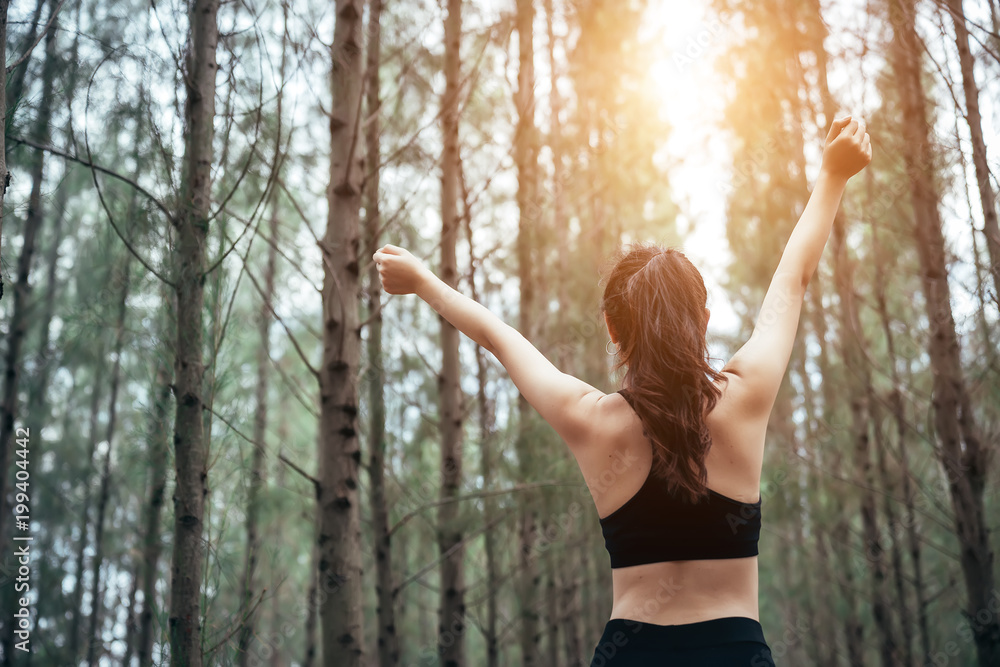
[573,371,769,626]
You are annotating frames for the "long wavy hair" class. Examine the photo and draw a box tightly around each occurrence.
[600,243,727,504]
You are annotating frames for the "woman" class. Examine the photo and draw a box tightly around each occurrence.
[374,115,872,665]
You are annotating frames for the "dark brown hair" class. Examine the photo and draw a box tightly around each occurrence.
[601,243,727,504]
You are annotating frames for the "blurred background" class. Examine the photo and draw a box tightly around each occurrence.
[0,0,997,664]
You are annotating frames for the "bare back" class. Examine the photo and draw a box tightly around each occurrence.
[572,371,770,625]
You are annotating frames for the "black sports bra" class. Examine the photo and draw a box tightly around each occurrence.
[598,389,762,568]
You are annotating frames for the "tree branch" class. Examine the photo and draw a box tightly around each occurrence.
[5,0,67,73]
[8,135,174,223]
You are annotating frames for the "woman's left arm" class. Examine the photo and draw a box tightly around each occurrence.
[374,244,605,449]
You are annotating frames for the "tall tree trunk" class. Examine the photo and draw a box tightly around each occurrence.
[168,0,220,664]
[318,0,365,665]
[545,0,570,372]
[832,212,900,666]
[559,530,583,665]
[267,400,290,667]
[237,196,279,666]
[25,177,66,424]
[467,214,499,667]
[122,566,140,667]
[887,0,999,664]
[792,339,824,665]
[944,0,1000,302]
[437,1,467,665]
[514,0,541,663]
[26,0,82,428]
[363,1,398,664]
[137,350,173,667]
[545,550,560,667]
[0,9,56,660]
[870,214,933,661]
[0,0,56,568]
[3,0,43,119]
[0,0,10,302]
[86,255,132,666]
[871,395,915,667]
[807,275,865,666]
[67,357,106,663]
[804,279,841,667]
[303,535,319,667]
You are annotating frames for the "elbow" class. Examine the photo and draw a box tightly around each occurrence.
[798,263,816,292]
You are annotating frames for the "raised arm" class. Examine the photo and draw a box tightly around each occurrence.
[373,244,605,449]
[723,116,872,416]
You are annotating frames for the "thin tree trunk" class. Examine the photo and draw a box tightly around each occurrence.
[466,207,499,667]
[0,0,55,570]
[808,277,864,665]
[871,395,915,667]
[438,1,467,665]
[805,278,843,667]
[66,356,106,663]
[269,407,290,667]
[545,0,570,372]
[137,350,173,667]
[168,0,220,663]
[0,0,11,302]
[545,550,560,667]
[318,0,366,665]
[0,9,57,660]
[944,0,1000,303]
[27,0,82,428]
[303,534,319,667]
[831,214,900,666]
[24,371,75,666]
[25,176,66,424]
[792,340,823,665]
[888,1,999,664]
[870,180,933,663]
[132,273,177,667]
[122,559,141,667]
[3,0,43,117]
[237,196,278,666]
[86,255,132,666]
[515,0,541,662]
[362,0,398,664]
[559,530,583,665]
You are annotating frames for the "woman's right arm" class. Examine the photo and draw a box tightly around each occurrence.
[722,116,871,417]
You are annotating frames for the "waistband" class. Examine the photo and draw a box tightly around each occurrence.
[598,616,767,650]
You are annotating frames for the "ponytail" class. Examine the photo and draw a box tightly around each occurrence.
[601,243,726,504]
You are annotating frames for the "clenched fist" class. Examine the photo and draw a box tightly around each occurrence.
[372,244,430,295]
[821,115,872,180]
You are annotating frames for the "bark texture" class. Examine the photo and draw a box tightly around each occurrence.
[944,0,1000,302]
[168,0,220,663]
[362,0,399,664]
[437,1,467,665]
[514,0,542,662]
[318,1,366,665]
[887,0,999,664]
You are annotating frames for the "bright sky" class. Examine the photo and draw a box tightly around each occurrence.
[637,0,998,352]
[640,2,748,344]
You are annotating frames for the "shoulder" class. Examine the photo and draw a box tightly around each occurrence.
[706,370,769,467]
[568,390,636,454]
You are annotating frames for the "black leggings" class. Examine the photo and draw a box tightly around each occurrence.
[589,616,775,666]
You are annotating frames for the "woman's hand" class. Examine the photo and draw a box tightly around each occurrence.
[820,115,872,180]
[372,244,431,295]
